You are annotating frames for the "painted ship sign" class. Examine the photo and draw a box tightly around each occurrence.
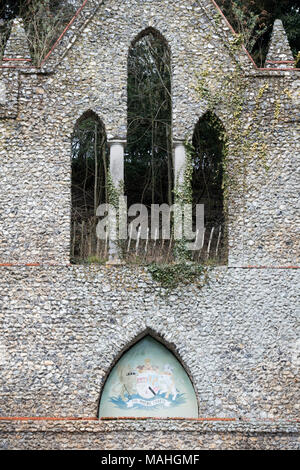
[99,336,198,418]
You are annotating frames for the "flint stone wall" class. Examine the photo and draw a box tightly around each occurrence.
[0,266,299,417]
[0,0,299,450]
[0,0,299,265]
[0,419,299,450]
[0,265,299,448]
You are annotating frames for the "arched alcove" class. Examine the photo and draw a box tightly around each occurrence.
[99,335,198,418]
[126,27,173,209]
[71,110,108,262]
[191,111,228,263]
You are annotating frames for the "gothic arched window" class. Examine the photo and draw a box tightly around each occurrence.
[192,112,227,263]
[71,111,108,262]
[126,28,173,209]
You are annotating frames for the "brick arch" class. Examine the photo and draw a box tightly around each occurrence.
[130,26,171,52]
[193,110,227,139]
[72,109,107,135]
[60,108,109,140]
[183,107,229,142]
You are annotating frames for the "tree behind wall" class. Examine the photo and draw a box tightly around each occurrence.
[71,113,108,261]
[192,112,228,263]
[0,0,75,64]
[126,32,173,209]
[217,0,300,65]
[1,1,299,65]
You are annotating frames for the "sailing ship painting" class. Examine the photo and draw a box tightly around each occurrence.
[99,336,198,418]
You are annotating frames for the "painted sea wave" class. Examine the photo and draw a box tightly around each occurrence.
[109,392,186,410]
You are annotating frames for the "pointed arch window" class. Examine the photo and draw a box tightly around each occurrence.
[99,335,198,418]
[191,112,228,263]
[71,111,108,262]
[126,28,173,209]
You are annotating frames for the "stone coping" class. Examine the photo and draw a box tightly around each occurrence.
[0,418,299,434]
